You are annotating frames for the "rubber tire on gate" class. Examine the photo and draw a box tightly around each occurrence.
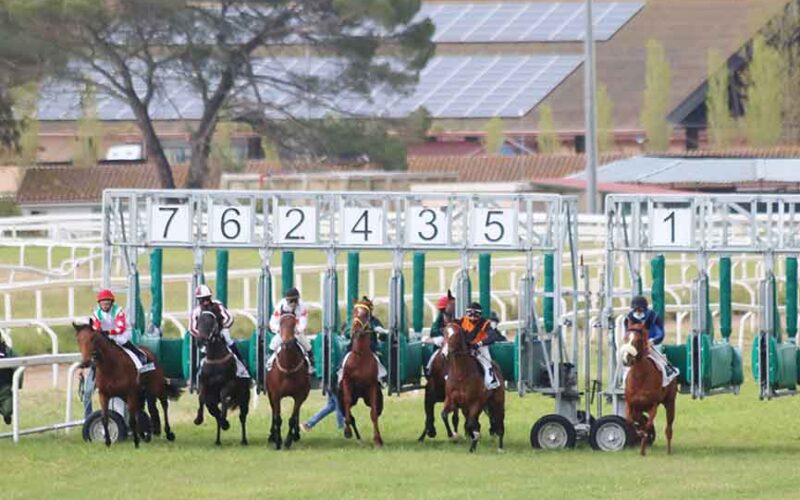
[82,410,129,443]
[589,415,632,452]
[530,414,576,450]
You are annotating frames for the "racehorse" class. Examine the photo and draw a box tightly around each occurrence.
[193,310,251,446]
[441,323,505,453]
[266,309,310,450]
[621,322,677,456]
[74,322,179,448]
[338,299,384,448]
[418,294,461,442]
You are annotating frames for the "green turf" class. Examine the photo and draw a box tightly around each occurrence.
[3,380,800,499]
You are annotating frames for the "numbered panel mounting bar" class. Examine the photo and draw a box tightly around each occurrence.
[606,194,800,254]
[103,189,577,252]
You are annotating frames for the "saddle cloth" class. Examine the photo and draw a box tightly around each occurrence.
[266,344,310,372]
[336,352,387,383]
[120,346,155,374]
[200,347,250,379]
[622,352,679,388]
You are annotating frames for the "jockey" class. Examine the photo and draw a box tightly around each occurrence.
[268,287,314,374]
[91,289,154,373]
[0,338,12,424]
[624,295,678,380]
[457,302,503,390]
[422,294,455,375]
[189,284,249,378]
[342,297,387,383]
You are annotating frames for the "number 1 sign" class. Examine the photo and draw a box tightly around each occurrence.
[651,208,692,247]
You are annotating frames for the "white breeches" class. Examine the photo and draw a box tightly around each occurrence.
[109,330,132,345]
[221,328,234,346]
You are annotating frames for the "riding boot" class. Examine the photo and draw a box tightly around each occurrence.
[306,349,316,375]
[229,342,245,364]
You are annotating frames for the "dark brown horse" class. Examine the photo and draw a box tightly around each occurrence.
[193,310,250,446]
[74,323,179,448]
[339,299,384,447]
[441,323,505,453]
[419,295,461,442]
[621,323,677,456]
[266,310,310,450]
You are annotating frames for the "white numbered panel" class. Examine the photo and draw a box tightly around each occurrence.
[149,204,191,244]
[471,208,516,246]
[275,206,317,244]
[407,206,448,246]
[651,208,692,247]
[209,204,253,244]
[341,207,384,245]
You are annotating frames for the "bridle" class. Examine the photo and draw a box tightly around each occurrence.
[275,311,305,374]
[352,303,372,331]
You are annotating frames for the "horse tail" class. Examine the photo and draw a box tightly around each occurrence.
[164,379,183,400]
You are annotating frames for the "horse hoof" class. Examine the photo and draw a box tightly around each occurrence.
[193,417,203,426]
[142,433,152,443]
[166,432,176,442]
[215,441,221,447]
[449,434,461,443]
[344,429,353,439]
[221,420,230,431]
[241,440,248,446]
[374,439,384,448]
[497,448,505,454]
[427,428,437,439]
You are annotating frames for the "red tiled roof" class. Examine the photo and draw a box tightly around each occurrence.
[16,163,204,205]
[407,153,631,182]
[244,161,373,176]
[653,147,800,159]
[407,141,484,157]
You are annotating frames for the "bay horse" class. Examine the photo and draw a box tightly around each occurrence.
[339,298,384,447]
[418,295,461,442]
[441,323,505,453]
[74,322,179,448]
[266,309,310,450]
[193,310,251,446]
[620,322,677,456]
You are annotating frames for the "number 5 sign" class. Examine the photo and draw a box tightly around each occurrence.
[471,208,515,246]
[209,204,252,244]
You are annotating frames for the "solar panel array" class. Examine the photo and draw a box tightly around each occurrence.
[417,2,643,42]
[38,55,581,120]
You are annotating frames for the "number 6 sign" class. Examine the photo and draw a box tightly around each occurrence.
[209,204,252,244]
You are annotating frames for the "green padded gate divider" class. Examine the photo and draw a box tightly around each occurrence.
[771,274,782,342]
[651,255,665,322]
[702,274,714,339]
[751,335,797,390]
[787,257,798,341]
[150,249,163,330]
[346,252,359,326]
[133,271,145,343]
[720,257,732,341]
[216,249,229,307]
[479,253,491,319]
[544,253,554,333]
[281,251,294,296]
[412,252,425,333]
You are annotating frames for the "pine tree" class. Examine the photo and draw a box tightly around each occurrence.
[640,39,672,152]
[706,49,735,149]
[743,35,785,147]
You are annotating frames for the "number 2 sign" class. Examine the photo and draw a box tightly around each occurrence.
[150,205,191,243]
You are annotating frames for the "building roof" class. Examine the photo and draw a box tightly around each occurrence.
[407,152,630,181]
[539,0,787,131]
[574,155,800,190]
[528,177,687,194]
[407,141,485,157]
[16,163,199,206]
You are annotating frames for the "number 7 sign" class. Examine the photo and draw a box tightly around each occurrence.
[149,205,191,243]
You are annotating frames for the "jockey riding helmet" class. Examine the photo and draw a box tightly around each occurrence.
[195,284,213,299]
[96,289,115,303]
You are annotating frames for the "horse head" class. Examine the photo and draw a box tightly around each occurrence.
[443,291,456,323]
[73,321,102,368]
[445,322,469,356]
[278,307,297,345]
[197,309,222,346]
[351,296,373,334]
[620,323,649,367]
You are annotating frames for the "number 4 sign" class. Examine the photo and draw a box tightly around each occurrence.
[652,208,692,247]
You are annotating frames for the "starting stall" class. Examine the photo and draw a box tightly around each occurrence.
[101,189,589,447]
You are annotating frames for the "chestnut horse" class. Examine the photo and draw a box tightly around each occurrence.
[193,310,251,446]
[74,323,179,448]
[620,322,677,456]
[338,300,384,447]
[441,323,505,453]
[266,310,310,450]
[418,296,461,442]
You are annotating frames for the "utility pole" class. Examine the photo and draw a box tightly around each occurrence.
[584,0,599,213]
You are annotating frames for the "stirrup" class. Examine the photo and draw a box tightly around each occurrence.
[139,363,155,374]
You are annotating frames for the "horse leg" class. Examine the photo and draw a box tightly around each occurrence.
[194,390,205,426]
[369,384,383,448]
[239,388,249,446]
[452,410,460,437]
[99,393,112,448]
[159,394,175,442]
[205,394,224,446]
[285,396,301,450]
[146,393,161,436]
[127,394,140,449]
[418,387,436,442]
[640,406,658,457]
[268,394,282,450]
[491,398,505,452]
[341,382,355,440]
[664,394,676,455]
[441,397,457,441]
[466,411,480,453]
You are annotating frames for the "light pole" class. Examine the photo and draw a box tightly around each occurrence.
[584,0,599,213]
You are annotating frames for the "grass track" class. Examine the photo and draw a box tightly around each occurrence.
[4,378,800,499]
